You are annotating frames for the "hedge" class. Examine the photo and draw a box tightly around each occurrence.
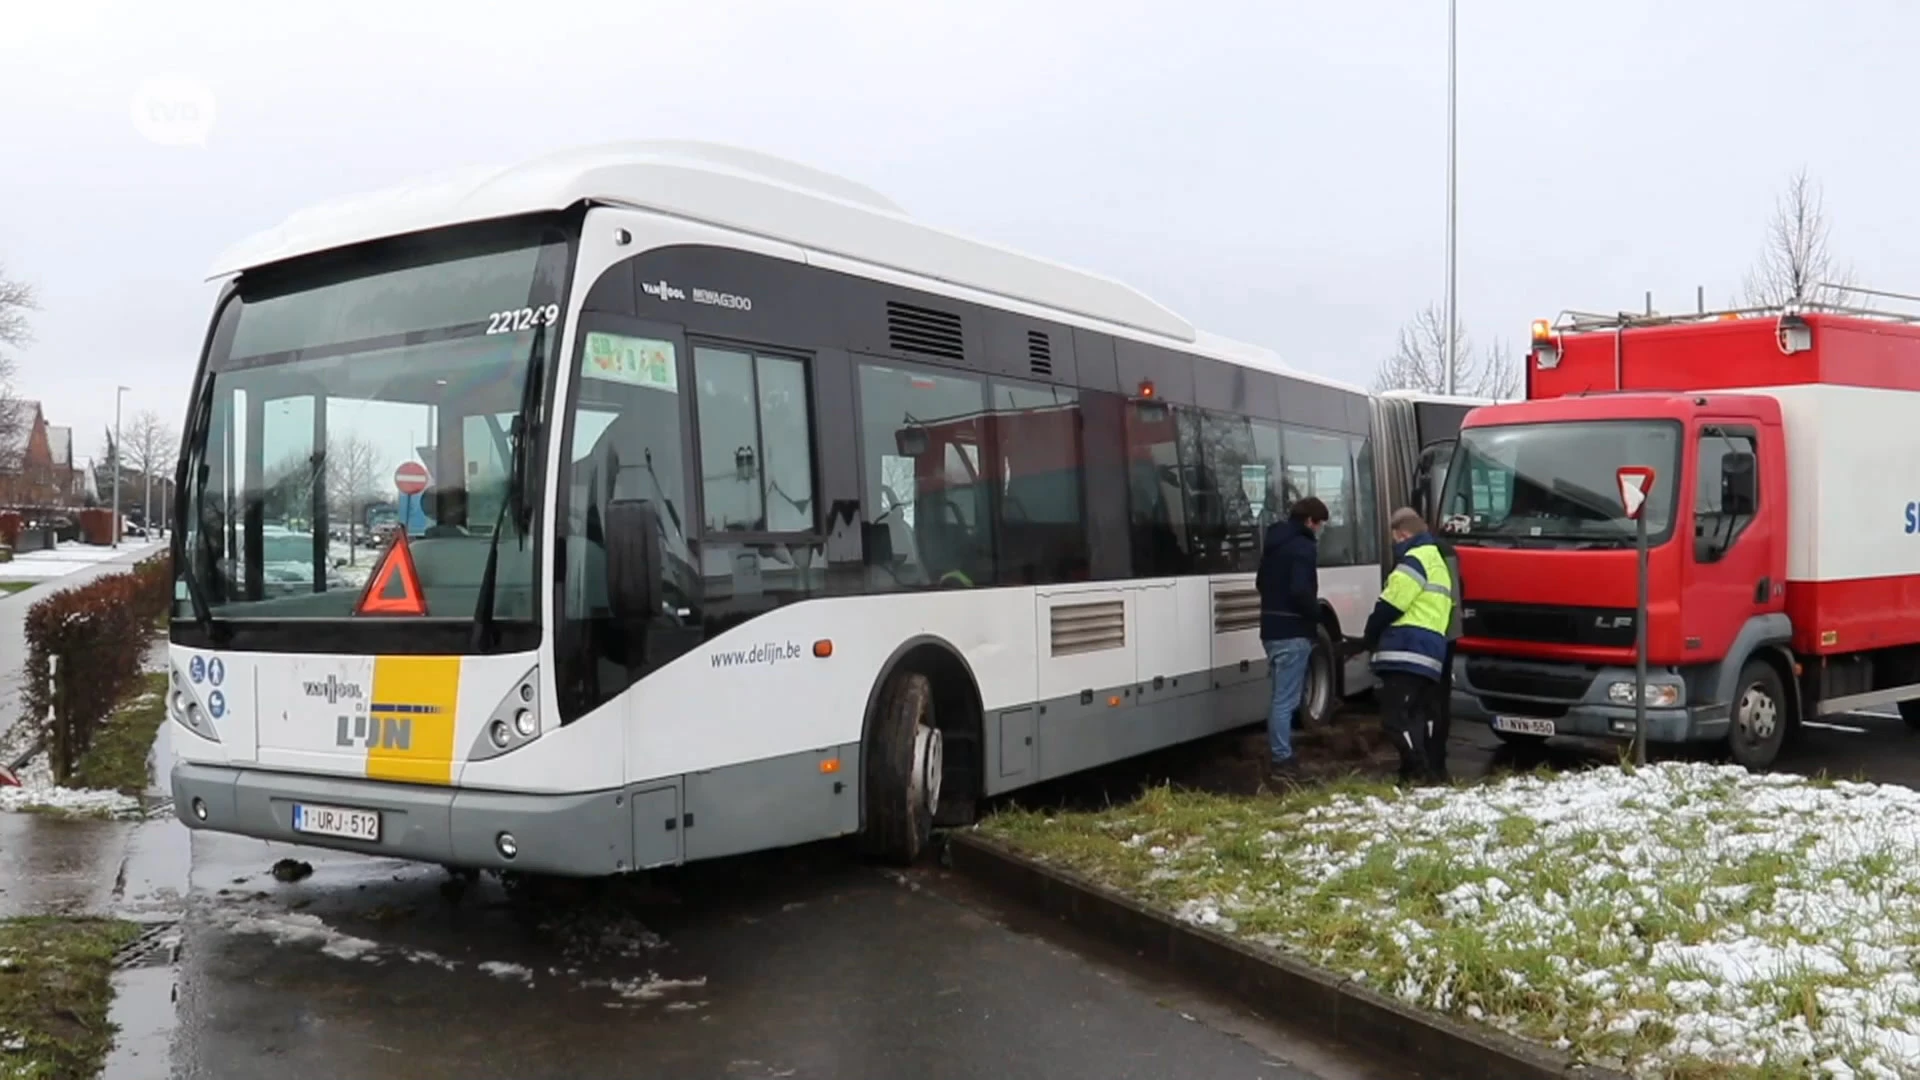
[18,551,171,783]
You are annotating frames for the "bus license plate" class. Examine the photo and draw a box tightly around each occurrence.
[292,802,381,842]
[1491,716,1556,737]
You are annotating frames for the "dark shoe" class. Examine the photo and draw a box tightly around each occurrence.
[1266,758,1306,788]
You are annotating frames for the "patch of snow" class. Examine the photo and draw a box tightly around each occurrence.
[479,961,535,984]
[606,973,708,1001]
[0,782,140,817]
[0,1030,23,1052]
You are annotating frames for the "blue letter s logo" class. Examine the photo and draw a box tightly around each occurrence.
[1907,502,1917,534]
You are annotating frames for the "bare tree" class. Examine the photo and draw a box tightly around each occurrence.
[122,409,178,534]
[1743,168,1857,309]
[1371,304,1519,399]
[0,265,36,471]
[326,435,380,564]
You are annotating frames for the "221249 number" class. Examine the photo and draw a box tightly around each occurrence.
[485,304,561,335]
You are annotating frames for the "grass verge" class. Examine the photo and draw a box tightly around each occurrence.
[978,764,1920,1078]
[0,583,31,597]
[0,917,139,1080]
[69,673,167,797]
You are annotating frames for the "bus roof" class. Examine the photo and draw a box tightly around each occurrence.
[208,140,1370,398]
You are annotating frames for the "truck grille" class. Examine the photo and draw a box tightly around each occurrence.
[1462,602,1637,649]
[1465,659,1597,701]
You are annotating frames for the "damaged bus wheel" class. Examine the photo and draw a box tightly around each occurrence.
[862,668,941,865]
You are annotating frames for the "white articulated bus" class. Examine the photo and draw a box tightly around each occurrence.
[168,141,1476,874]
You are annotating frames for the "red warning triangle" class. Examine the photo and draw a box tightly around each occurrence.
[355,527,428,616]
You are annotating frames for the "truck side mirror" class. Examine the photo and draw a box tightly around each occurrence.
[604,498,662,625]
[1720,451,1757,517]
[895,426,930,457]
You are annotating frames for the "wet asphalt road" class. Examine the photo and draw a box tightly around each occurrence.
[167,831,1399,1080]
[148,705,1920,1080]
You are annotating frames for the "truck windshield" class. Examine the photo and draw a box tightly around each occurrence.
[1436,420,1680,545]
[177,226,571,622]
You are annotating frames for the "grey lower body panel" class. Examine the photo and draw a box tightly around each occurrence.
[983,662,1275,797]
[173,740,861,878]
[1450,655,1729,744]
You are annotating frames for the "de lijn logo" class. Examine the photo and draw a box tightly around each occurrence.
[1906,502,1920,534]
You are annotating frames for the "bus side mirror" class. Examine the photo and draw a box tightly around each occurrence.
[604,498,662,625]
[1720,451,1757,517]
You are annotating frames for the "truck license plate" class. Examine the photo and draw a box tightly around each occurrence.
[291,802,381,842]
[1491,716,1556,737]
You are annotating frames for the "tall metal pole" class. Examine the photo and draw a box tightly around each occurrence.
[1442,0,1459,396]
[1633,509,1649,766]
[111,386,127,548]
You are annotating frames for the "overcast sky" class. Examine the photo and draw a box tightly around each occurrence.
[3,0,1917,466]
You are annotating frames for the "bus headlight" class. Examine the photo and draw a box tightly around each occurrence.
[169,663,223,743]
[468,668,542,763]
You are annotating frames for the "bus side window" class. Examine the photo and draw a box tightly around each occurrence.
[1350,434,1379,564]
[987,379,1087,585]
[692,346,817,535]
[1281,425,1358,567]
[856,362,992,590]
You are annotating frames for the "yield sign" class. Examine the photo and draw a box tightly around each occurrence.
[1616,466,1657,521]
[355,526,428,616]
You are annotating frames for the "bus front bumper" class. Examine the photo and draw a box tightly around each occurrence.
[1449,656,1731,745]
[171,761,634,877]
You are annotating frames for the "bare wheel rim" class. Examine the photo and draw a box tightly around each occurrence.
[1305,647,1332,720]
[911,724,943,817]
[1738,684,1778,743]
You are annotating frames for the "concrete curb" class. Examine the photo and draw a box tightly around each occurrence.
[948,833,1632,1080]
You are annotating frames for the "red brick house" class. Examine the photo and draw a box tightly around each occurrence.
[0,400,79,507]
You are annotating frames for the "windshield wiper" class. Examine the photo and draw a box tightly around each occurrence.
[470,323,546,650]
[174,376,222,641]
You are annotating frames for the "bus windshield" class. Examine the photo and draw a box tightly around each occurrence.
[1436,419,1681,546]
[177,226,572,623]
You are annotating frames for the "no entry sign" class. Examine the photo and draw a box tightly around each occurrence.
[394,461,431,496]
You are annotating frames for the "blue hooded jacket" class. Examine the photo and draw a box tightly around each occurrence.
[1256,519,1319,641]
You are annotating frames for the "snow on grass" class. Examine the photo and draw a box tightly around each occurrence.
[0,782,140,819]
[980,763,1920,1079]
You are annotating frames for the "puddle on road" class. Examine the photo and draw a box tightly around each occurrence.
[101,965,175,1080]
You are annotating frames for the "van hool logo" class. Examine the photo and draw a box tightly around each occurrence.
[303,676,365,705]
[642,279,753,311]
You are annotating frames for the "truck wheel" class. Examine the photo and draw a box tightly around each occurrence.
[861,668,942,865]
[1727,660,1788,770]
[1300,625,1340,729]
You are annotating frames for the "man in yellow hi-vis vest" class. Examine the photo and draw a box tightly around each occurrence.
[1362,508,1455,784]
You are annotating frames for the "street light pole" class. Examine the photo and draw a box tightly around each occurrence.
[112,386,128,548]
[1442,0,1459,396]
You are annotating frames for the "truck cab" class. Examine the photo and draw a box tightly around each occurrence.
[1440,389,1782,760]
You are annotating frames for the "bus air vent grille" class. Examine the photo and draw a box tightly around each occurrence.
[887,301,964,361]
[1213,586,1261,633]
[1028,330,1054,376]
[1051,599,1126,656]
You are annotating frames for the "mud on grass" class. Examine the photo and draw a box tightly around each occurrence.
[0,917,139,1080]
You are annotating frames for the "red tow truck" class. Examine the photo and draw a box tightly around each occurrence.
[1441,303,1920,768]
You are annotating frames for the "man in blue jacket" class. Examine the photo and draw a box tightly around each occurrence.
[1257,496,1329,776]
[1363,508,1456,785]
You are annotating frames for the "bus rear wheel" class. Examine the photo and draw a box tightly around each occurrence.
[1300,624,1340,728]
[862,668,943,865]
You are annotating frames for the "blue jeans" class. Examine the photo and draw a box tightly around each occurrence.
[1265,637,1312,764]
